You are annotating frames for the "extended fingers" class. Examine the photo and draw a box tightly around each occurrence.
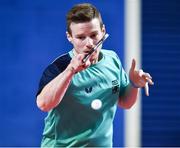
[136,69,154,96]
[144,82,149,96]
[141,71,154,96]
[142,72,154,85]
[138,69,153,84]
[145,77,154,85]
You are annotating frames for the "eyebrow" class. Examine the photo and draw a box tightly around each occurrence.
[75,31,98,37]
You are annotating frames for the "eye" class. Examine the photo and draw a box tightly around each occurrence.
[90,34,97,39]
[77,36,85,40]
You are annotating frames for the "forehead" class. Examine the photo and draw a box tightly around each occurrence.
[70,18,101,35]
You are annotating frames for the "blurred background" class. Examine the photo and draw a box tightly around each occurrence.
[142,0,180,146]
[0,0,180,147]
[0,0,124,146]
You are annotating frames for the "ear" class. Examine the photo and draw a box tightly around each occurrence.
[66,31,72,43]
[102,24,106,36]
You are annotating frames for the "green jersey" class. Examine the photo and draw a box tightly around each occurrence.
[37,49,129,147]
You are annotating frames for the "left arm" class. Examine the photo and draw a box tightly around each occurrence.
[118,59,154,109]
[118,84,138,109]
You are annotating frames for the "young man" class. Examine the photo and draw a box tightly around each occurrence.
[36,3,153,147]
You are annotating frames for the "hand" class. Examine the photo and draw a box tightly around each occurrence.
[129,59,154,96]
[68,53,91,74]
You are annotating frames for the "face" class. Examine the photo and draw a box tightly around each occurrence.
[66,18,105,62]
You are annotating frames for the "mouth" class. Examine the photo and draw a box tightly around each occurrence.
[83,48,98,57]
[83,50,91,54]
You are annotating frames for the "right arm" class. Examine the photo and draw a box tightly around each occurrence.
[36,54,91,112]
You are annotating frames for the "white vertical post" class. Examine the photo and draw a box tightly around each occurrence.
[124,0,141,147]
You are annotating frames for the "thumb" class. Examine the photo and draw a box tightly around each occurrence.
[130,59,136,71]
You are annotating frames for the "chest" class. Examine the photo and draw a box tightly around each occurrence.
[67,64,120,104]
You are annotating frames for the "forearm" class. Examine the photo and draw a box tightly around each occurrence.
[118,84,139,109]
[36,66,75,112]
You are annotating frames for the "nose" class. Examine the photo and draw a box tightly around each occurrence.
[85,37,94,49]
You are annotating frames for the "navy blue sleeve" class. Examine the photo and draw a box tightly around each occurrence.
[36,53,71,97]
[36,64,60,97]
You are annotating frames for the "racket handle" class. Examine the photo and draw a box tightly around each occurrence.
[82,54,90,63]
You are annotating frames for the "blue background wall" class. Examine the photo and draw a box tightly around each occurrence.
[0,0,124,146]
[142,0,180,146]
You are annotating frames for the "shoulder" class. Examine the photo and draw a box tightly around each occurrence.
[51,53,71,71]
[101,49,120,61]
[36,53,71,96]
[101,49,117,56]
[101,49,122,66]
[52,53,71,64]
[41,52,72,82]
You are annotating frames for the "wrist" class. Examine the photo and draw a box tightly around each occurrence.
[130,79,140,88]
[66,65,76,75]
